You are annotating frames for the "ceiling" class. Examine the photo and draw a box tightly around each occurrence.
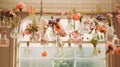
[0,0,120,13]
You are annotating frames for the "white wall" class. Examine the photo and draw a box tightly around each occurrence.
[0,0,119,12]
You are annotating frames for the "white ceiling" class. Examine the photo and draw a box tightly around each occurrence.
[0,0,119,13]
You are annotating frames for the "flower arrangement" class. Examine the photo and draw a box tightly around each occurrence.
[0,9,16,27]
[48,17,66,37]
[22,19,41,41]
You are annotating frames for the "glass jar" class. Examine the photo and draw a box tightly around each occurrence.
[0,33,9,47]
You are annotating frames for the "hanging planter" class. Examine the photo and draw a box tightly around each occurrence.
[0,31,9,47]
[24,42,32,55]
[91,36,98,56]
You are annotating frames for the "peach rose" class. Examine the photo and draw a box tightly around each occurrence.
[16,2,26,11]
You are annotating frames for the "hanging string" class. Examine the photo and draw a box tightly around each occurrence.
[40,0,43,19]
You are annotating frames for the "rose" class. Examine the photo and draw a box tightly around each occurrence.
[16,2,26,11]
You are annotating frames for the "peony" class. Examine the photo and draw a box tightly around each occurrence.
[16,2,26,11]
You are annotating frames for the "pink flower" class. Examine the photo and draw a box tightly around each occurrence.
[116,47,120,55]
[40,38,47,45]
[71,31,80,38]
[27,5,35,14]
[116,14,120,23]
[16,2,26,11]
[22,29,32,37]
[107,13,113,17]
[106,41,115,54]
[2,31,7,35]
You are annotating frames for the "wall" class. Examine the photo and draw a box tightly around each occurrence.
[0,28,14,67]
[0,0,119,12]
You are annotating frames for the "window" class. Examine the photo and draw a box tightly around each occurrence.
[17,16,106,67]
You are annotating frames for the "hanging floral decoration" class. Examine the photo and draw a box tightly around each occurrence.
[96,14,106,21]
[106,41,115,54]
[22,19,41,41]
[48,17,66,37]
[16,2,26,12]
[68,30,83,50]
[98,25,107,34]
[0,9,17,28]
[105,13,113,27]
[115,4,120,23]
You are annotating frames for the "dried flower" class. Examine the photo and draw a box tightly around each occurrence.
[27,5,35,14]
[96,14,106,21]
[116,14,120,23]
[41,50,47,57]
[91,36,98,48]
[71,13,81,20]
[55,23,66,37]
[98,25,106,34]
[71,30,80,38]
[40,38,48,45]
[116,47,120,55]
[2,31,7,35]
[106,41,115,54]
[5,9,16,20]
[16,2,26,11]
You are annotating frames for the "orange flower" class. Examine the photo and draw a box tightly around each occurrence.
[71,13,80,20]
[41,50,47,57]
[55,23,66,37]
[98,25,106,34]
[116,47,120,55]
[16,2,26,11]
[27,5,35,14]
